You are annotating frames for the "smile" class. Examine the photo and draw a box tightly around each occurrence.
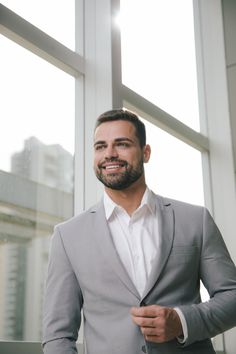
[105,164,122,170]
[99,161,127,172]
[102,164,125,171]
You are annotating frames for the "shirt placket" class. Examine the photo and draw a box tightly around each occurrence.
[130,212,147,296]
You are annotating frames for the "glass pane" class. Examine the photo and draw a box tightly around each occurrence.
[121,0,200,131]
[143,119,204,206]
[1,0,75,50]
[0,36,75,341]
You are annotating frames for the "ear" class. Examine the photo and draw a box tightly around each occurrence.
[143,144,151,163]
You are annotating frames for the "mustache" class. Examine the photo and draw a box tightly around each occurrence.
[98,158,128,169]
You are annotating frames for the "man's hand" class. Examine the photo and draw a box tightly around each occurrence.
[130,305,183,343]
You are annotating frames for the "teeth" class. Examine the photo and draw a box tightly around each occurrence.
[106,165,121,170]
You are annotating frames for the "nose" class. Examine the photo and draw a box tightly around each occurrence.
[104,144,118,159]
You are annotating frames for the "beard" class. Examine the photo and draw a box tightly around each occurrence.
[95,158,144,190]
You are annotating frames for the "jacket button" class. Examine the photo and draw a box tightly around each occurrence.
[142,345,147,353]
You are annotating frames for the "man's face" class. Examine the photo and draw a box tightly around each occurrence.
[93,120,150,190]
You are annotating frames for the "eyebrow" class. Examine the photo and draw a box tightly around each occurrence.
[94,137,135,147]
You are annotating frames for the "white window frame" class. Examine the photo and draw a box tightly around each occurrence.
[193,1,236,353]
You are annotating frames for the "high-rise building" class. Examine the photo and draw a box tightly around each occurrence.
[11,136,73,193]
[0,137,73,340]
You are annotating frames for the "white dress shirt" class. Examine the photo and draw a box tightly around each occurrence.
[104,188,160,296]
[103,188,188,342]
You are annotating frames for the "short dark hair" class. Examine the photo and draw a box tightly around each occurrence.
[95,108,146,148]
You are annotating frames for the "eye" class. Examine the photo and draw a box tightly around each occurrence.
[116,142,129,148]
[95,144,106,151]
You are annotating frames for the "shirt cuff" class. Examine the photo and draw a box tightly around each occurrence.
[174,307,188,343]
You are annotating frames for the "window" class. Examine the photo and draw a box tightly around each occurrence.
[0,35,74,341]
[120,0,204,206]
[121,0,200,131]
[1,0,75,49]
[144,120,204,205]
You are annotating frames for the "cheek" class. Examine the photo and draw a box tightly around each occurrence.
[133,154,144,165]
[93,160,100,172]
[93,154,101,166]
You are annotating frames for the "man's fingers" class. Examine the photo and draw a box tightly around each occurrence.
[131,305,162,317]
[132,316,157,328]
[144,334,164,343]
[141,326,162,336]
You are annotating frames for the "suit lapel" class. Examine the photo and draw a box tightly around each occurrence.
[142,196,174,299]
[90,201,140,299]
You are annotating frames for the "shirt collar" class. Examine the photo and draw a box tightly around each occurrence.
[103,192,117,220]
[103,187,156,220]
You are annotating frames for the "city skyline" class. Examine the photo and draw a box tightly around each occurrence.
[0,136,74,341]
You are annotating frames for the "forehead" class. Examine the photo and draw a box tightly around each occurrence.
[94,120,137,141]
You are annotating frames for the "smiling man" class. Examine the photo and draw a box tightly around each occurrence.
[43,108,236,354]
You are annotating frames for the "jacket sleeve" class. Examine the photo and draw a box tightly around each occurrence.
[179,208,236,346]
[42,226,83,354]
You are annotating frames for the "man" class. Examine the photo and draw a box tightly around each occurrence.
[43,109,236,354]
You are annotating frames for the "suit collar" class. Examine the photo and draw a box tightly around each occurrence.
[142,195,174,299]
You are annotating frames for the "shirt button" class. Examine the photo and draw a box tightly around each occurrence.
[142,345,147,353]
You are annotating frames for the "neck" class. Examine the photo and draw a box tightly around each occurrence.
[105,176,147,216]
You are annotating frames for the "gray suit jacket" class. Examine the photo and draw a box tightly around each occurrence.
[42,195,236,354]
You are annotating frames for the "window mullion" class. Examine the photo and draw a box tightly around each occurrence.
[122,85,209,152]
[0,4,84,77]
